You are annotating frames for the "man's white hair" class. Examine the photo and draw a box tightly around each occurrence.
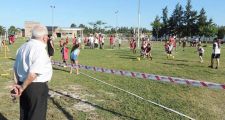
[31,25,48,39]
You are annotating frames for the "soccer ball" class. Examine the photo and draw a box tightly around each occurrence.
[137,57,141,61]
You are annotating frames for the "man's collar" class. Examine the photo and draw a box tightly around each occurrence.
[30,39,47,48]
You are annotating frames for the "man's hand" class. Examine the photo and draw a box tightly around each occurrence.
[10,85,23,97]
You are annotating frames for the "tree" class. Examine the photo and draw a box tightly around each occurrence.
[151,16,162,41]
[197,8,208,37]
[202,24,218,41]
[8,26,18,35]
[70,23,77,28]
[183,0,198,37]
[168,3,184,37]
[88,22,97,33]
[0,25,6,36]
[78,24,85,28]
[161,6,169,39]
[88,20,107,33]
[217,26,225,39]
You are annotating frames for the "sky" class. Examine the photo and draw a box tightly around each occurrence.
[0,0,225,30]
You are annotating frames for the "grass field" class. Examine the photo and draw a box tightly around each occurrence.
[0,37,225,120]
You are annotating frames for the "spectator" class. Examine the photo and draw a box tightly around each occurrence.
[12,24,52,120]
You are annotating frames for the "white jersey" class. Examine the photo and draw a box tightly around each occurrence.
[213,42,220,54]
[89,37,94,43]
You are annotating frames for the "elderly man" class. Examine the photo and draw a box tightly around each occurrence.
[12,24,52,120]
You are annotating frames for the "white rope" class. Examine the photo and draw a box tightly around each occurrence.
[80,72,195,120]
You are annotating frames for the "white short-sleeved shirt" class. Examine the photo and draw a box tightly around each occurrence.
[78,37,82,43]
[89,37,94,43]
[213,42,221,54]
[14,39,53,83]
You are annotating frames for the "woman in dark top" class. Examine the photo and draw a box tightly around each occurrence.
[47,35,55,59]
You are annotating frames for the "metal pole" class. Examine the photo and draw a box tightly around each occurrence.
[137,0,141,48]
[50,5,55,36]
[115,10,119,35]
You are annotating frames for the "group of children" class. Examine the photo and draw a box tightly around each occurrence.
[164,37,176,59]
[60,41,80,75]
[140,39,152,60]
[58,34,223,74]
[165,36,205,62]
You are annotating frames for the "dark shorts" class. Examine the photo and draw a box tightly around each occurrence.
[211,54,220,59]
[199,53,203,57]
[71,59,75,63]
[167,51,172,54]
[48,49,54,57]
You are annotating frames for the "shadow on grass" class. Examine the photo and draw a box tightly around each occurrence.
[8,57,15,61]
[0,113,7,120]
[119,56,137,60]
[50,89,138,120]
[49,97,74,120]
[53,66,70,73]
[162,62,190,67]
[114,50,139,60]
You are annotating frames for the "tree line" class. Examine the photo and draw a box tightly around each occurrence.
[151,0,225,41]
[70,20,150,37]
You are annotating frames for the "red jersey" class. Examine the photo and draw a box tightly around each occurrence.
[72,37,76,45]
[110,36,114,44]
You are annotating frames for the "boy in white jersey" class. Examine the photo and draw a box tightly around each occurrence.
[208,38,221,69]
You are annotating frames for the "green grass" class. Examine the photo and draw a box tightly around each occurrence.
[0,38,225,120]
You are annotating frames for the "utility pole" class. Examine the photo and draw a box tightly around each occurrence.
[50,5,55,36]
[115,10,119,35]
[137,0,141,48]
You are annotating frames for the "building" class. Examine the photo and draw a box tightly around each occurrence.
[24,21,41,37]
[24,21,84,38]
[54,27,84,38]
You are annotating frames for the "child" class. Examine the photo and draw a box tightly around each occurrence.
[197,44,204,63]
[132,39,137,54]
[167,42,174,59]
[110,35,114,49]
[70,44,80,74]
[59,38,64,47]
[140,43,147,58]
[61,43,69,67]
[146,43,152,60]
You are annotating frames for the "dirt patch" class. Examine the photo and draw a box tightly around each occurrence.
[73,102,96,112]
[49,85,99,114]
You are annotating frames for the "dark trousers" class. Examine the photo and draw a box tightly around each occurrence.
[19,82,48,120]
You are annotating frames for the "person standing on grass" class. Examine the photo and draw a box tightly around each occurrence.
[99,34,103,49]
[0,36,2,51]
[101,35,105,49]
[118,35,122,49]
[47,35,55,59]
[72,37,77,45]
[66,37,69,45]
[182,39,187,51]
[89,34,94,49]
[110,35,114,49]
[146,42,153,60]
[61,43,69,67]
[70,44,80,74]
[59,38,64,47]
[197,43,204,63]
[208,38,221,69]
[132,39,137,54]
[167,40,174,59]
[78,35,82,45]
[11,24,52,120]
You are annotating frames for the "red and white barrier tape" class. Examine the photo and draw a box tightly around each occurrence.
[52,61,225,90]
